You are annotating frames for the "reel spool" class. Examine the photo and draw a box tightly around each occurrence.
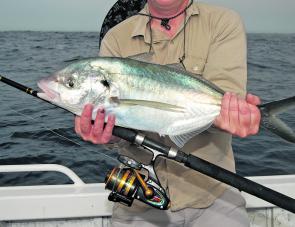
[105,167,139,206]
[104,156,170,210]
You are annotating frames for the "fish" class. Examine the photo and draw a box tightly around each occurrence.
[37,57,295,147]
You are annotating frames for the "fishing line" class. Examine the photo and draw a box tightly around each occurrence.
[5,105,120,165]
[0,76,119,164]
[0,135,13,142]
[1,77,295,213]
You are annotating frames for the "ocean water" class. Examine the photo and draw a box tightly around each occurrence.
[0,31,294,186]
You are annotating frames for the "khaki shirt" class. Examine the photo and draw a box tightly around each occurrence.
[100,1,247,211]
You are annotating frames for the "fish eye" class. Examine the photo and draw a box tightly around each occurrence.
[67,78,75,88]
[69,80,74,88]
[100,79,110,88]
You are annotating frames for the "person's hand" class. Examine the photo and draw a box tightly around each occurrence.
[214,92,261,137]
[75,104,116,144]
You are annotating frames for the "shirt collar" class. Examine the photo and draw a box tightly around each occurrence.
[131,2,199,42]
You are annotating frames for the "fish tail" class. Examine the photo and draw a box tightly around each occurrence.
[259,96,295,143]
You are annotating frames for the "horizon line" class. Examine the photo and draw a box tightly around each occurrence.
[0,30,295,35]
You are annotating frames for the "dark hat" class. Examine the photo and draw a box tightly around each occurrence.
[99,0,147,47]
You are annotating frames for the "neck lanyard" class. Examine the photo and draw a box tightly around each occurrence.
[138,1,193,70]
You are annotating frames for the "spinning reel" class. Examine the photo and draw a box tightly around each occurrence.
[105,154,170,210]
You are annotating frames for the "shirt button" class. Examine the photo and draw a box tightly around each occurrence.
[193,65,199,71]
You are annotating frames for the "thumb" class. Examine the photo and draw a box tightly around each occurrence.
[246,93,261,106]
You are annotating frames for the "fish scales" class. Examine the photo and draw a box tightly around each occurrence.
[103,58,222,104]
[36,57,229,147]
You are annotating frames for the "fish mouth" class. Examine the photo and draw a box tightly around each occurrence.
[37,79,60,102]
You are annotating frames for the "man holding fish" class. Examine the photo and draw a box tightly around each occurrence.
[76,0,261,226]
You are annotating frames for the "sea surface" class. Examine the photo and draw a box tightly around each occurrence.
[0,31,294,186]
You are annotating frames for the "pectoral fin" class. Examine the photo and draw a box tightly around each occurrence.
[109,97,185,113]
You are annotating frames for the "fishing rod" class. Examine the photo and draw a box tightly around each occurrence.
[1,75,295,213]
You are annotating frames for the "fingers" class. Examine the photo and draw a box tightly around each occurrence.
[215,92,261,137]
[246,93,261,135]
[91,109,105,139]
[246,93,261,106]
[237,97,251,137]
[101,115,116,143]
[249,103,261,135]
[74,105,115,144]
[218,92,231,128]
[229,94,239,135]
[214,92,230,129]
[80,104,93,137]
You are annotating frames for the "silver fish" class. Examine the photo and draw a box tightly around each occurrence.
[37,57,295,147]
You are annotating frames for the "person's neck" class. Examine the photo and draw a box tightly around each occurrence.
[148,0,189,18]
[148,0,190,37]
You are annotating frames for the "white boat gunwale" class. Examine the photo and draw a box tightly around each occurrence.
[0,164,294,226]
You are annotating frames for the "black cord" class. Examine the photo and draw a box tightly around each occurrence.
[148,17,153,53]
[141,1,191,68]
[179,9,187,70]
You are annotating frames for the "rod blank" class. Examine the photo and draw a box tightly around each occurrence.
[1,75,295,213]
[0,75,38,97]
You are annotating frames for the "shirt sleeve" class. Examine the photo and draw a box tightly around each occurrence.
[203,10,247,98]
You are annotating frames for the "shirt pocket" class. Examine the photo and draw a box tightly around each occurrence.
[184,56,206,75]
